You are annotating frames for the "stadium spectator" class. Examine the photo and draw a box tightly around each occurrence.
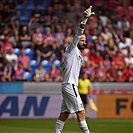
[103,54,111,70]
[81,62,96,82]
[54,3,65,19]
[31,5,43,24]
[43,6,54,27]
[6,0,17,16]
[33,64,47,82]
[100,26,113,44]
[18,49,31,72]
[113,27,124,44]
[13,61,25,81]
[124,52,133,66]
[43,26,56,45]
[65,5,78,26]
[95,62,106,82]
[31,27,44,54]
[0,4,11,26]
[82,49,90,67]
[65,27,74,39]
[117,14,130,37]
[11,18,22,35]
[89,51,104,67]
[1,28,17,47]
[97,35,106,58]
[118,37,132,56]
[105,38,118,59]
[116,69,127,82]
[1,63,12,82]
[19,25,31,48]
[106,62,117,82]
[128,63,133,82]
[48,64,62,82]
[52,44,63,61]
[54,25,65,46]
[1,36,13,55]
[36,39,53,62]
[112,50,125,70]
[5,49,18,67]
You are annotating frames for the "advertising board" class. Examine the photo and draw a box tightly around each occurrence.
[97,95,133,118]
[0,94,97,118]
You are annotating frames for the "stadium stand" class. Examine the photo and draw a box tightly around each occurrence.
[0,0,133,82]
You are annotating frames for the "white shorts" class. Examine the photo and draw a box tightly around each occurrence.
[61,83,84,113]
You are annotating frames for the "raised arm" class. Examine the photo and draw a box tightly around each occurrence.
[66,6,95,52]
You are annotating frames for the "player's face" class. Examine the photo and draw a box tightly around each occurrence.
[78,34,86,50]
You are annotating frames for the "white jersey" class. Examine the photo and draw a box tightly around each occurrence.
[62,28,84,86]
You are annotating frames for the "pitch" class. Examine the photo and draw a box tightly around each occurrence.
[0,119,132,133]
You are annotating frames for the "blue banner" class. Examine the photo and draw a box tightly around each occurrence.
[0,82,23,94]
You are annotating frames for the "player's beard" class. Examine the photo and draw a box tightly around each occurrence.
[78,44,86,50]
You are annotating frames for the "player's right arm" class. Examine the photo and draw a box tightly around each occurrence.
[66,6,95,53]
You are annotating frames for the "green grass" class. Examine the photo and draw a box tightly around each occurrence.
[0,119,133,133]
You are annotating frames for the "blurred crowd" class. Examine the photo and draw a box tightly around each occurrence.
[0,0,133,82]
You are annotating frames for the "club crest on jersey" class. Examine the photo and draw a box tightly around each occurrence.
[78,56,81,60]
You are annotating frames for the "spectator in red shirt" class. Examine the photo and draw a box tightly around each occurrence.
[1,36,13,55]
[106,62,117,82]
[128,63,133,82]
[112,51,125,69]
[116,70,127,82]
[48,64,62,82]
[89,50,104,67]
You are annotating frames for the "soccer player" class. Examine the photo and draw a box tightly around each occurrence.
[54,6,95,133]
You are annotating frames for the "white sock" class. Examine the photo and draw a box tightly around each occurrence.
[79,120,90,133]
[54,119,65,133]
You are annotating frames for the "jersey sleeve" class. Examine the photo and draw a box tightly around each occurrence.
[65,27,84,53]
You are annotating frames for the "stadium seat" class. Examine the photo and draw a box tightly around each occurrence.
[20,16,30,26]
[41,60,52,72]
[16,4,26,16]
[24,48,34,60]
[25,0,34,6]
[21,41,31,48]
[24,71,33,80]
[33,0,44,5]
[29,60,39,73]
[26,5,36,17]
[13,48,21,56]
[53,60,61,67]
[40,5,47,13]
[26,5,35,11]
[16,4,25,10]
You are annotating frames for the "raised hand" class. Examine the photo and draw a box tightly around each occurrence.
[84,6,95,18]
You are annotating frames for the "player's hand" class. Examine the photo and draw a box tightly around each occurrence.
[84,6,95,18]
